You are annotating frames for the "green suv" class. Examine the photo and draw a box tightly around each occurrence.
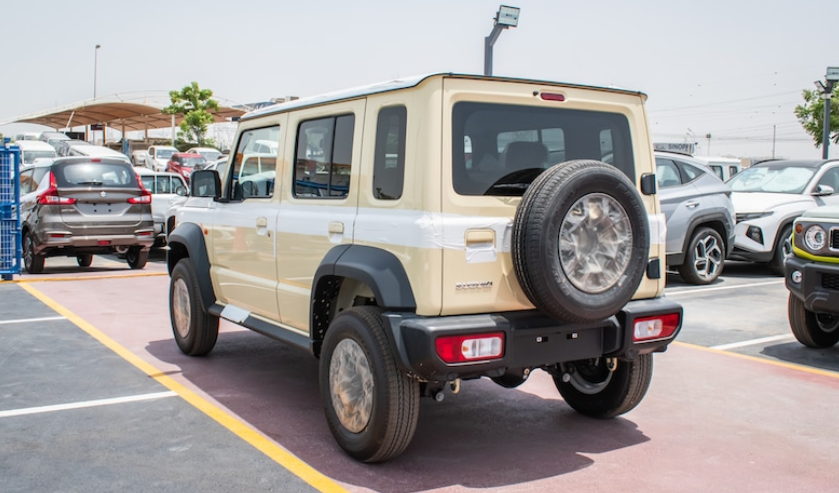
[785,205,839,347]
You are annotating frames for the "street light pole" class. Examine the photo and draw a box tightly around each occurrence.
[820,67,839,159]
[483,5,520,76]
[93,44,101,99]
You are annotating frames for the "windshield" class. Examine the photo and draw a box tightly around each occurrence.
[181,157,207,168]
[157,149,176,159]
[198,150,222,161]
[727,165,815,194]
[22,150,55,164]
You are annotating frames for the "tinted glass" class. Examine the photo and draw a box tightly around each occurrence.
[373,106,406,200]
[294,114,354,198]
[54,162,137,188]
[452,102,634,196]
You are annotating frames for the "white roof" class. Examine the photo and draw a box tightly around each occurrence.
[13,140,56,151]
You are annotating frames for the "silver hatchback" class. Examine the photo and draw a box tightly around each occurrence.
[656,151,736,284]
[19,157,155,273]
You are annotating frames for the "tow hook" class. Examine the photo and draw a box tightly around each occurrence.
[606,358,618,371]
[449,378,461,394]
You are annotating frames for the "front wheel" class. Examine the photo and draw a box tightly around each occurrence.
[553,354,653,418]
[170,259,219,356]
[126,247,148,270]
[319,306,419,463]
[788,294,839,348]
[769,224,792,276]
[677,227,724,285]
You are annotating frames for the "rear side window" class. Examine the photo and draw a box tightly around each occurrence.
[53,162,137,188]
[294,114,355,198]
[373,106,406,200]
[452,102,634,196]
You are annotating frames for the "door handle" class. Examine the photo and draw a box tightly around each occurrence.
[256,217,268,228]
[685,201,699,209]
[328,222,344,234]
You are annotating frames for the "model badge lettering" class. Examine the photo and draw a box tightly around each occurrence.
[456,281,493,290]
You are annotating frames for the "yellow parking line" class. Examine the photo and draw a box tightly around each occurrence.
[674,341,839,379]
[19,283,350,493]
[4,272,168,283]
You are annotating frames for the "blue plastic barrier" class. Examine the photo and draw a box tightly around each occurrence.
[0,140,21,280]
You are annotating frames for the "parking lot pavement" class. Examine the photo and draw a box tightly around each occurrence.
[0,282,344,493]
[4,257,839,493]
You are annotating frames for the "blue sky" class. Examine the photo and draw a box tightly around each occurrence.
[2,0,838,159]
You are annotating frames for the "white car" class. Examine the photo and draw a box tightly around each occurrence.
[144,145,178,172]
[135,167,188,246]
[727,159,839,274]
[186,147,223,163]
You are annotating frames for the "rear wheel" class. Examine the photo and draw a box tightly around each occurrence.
[319,306,420,463]
[76,255,93,268]
[788,294,839,348]
[553,354,653,418]
[23,232,45,274]
[170,259,219,356]
[677,227,724,285]
[126,247,148,270]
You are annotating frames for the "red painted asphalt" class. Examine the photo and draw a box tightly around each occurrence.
[20,270,839,493]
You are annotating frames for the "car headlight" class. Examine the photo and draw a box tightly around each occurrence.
[736,211,774,223]
[804,225,827,251]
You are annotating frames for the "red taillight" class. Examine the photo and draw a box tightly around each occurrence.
[539,92,566,102]
[633,313,681,342]
[36,172,76,205]
[130,174,153,204]
[435,332,504,363]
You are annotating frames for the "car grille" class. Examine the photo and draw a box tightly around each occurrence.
[824,273,839,291]
[831,228,839,250]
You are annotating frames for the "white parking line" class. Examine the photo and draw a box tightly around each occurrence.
[711,334,795,351]
[666,279,785,296]
[0,315,66,325]
[0,391,177,419]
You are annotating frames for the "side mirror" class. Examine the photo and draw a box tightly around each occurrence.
[814,184,835,196]
[190,169,221,198]
[174,185,188,196]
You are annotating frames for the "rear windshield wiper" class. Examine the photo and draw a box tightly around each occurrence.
[76,180,104,186]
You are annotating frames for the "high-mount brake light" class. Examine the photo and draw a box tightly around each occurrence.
[435,332,504,363]
[36,172,76,205]
[633,313,680,342]
[539,92,566,102]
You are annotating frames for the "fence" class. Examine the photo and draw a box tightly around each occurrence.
[0,141,21,280]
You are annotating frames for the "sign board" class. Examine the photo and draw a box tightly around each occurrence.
[497,5,520,26]
[827,67,839,82]
[654,142,695,155]
[90,124,104,131]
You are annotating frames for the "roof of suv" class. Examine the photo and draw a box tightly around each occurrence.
[244,73,648,121]
[22,155,135,170]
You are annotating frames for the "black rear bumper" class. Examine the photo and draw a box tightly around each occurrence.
[383,297,683,382]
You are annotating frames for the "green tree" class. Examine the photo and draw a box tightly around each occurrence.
[162,81,220,147]
[794,85,839,148]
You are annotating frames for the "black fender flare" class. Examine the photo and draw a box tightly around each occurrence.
[310,245,416,352]
[675,212,733,263]
[166,222,217,313]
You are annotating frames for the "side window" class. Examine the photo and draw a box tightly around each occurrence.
[655,158,681,188]
[728,166,739,178]
[19,169,35,194]
[294,114,355,198]
[156,176,171,194]
[710,165,724,181]
[227,125,280,200]
[818,167,839,191]
[141,176,156,192]
[373,106,406,200]
[680,163,703,183]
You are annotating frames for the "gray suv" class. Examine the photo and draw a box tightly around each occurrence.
[656,151,736,284]
[19,157,156,273]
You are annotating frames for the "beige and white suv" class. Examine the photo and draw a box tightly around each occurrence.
[167,74,683,462]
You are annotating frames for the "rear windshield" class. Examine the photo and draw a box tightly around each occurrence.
[180,157,207,168]
[54,162,138,188]
[452,102,635,196]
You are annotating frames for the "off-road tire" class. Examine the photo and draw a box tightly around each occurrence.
[169,259,219,356]
[513,160,649,323]
[677,227,724,285]
[554,353,653,418]
[319,306,420,463]
[788,293,839,348]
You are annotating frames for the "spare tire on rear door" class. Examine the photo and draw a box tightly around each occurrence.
[513,160,649,324]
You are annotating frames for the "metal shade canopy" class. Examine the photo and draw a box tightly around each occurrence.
[0,95,247,133]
